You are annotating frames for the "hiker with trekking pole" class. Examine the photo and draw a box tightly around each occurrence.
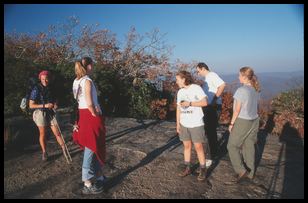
[28,70,71,162]
[72,57,106,195]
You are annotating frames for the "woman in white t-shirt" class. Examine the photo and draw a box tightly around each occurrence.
[72,57,106,195]
[175,70,208,181]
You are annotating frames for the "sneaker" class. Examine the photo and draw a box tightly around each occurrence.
[42,152,48,161]
[206,159,213,168]
[178,166,192,177]
[82,184,103,195]
[197,168,207,181]
[96,175,107,188]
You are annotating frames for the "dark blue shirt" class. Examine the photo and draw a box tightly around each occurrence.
[29,85,55,110]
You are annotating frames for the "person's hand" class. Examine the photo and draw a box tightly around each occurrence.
[95,106,102,115]
[53,103,58,110]
[73,124,79,132]
[228,124,234,133]
[176,125,181,134]
[46,103,54,109]
[180,101,190,108]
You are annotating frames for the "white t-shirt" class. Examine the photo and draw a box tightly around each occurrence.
[202,72,225,104]
[177,84,207,128]
[72,75,101,112]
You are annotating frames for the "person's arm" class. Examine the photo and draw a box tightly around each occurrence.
[29,100,53,109]
[212,83,226,105]
[85,80,98,116]
[180,97,207,108]
[228,99,241,132]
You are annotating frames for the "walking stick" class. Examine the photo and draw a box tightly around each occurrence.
[52,110,73,164]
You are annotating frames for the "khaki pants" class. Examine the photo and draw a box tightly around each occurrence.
[227,117,259,178]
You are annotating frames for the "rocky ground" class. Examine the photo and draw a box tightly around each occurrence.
[4,114,304,199]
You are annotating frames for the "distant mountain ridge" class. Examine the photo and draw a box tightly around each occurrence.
[220,70,304,100]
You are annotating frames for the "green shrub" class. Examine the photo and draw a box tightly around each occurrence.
[128,80,160,119]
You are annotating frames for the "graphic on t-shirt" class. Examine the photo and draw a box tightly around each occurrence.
[180,94,192,114]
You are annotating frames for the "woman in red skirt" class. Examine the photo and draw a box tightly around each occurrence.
[72,57,106,195]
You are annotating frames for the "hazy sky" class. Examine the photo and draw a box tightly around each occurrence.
[4,4,304,74]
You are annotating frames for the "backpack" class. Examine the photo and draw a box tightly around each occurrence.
[20,77,40,115]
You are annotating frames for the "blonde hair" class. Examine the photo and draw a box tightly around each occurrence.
[240,66,261,92]
[75,61,87,79]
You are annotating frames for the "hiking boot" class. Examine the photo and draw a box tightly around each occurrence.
[196,160,212,174]
[42,152,48,161]
[197,168,207,181]
[82,183,103,195]
[178,166,192,177]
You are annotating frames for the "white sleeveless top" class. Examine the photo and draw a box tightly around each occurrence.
[72,75,101,112]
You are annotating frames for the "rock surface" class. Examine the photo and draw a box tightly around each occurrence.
[4,114,304,199]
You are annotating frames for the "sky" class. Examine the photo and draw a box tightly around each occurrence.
[4,4,304,74]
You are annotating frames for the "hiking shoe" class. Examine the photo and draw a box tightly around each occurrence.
[42,152,48,161]
[95,176,107,188]
[196,160,213,173]
[82,184,103,195]
[237,170,249,183]
[178,166,192,177]
[197,168,207,181]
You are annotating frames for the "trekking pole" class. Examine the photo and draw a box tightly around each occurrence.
[52,110,73,164]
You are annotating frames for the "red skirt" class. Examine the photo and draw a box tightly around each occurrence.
[72,109,106,165]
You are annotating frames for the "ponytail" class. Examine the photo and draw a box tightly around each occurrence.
[251,74,261,92]
[75,56,93,79]
[240,66,261,92]
[75,61,87,79]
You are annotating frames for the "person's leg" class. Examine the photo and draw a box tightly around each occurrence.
[194,142,207,181]
[227,118,251,178]
[178,140,192,177]
[242,118,259,179]
[93,156,105,185]
[216,104,222,124]
[194,142,206,166]
[33,109,48,158]
[209,105,218,158]
[183,140,192,165]
[82,147,96,185]
[50,124,65,149]
[204,106,218,159]
[81,147,104,194]
[38,126,47,153]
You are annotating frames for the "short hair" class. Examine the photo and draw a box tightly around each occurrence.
[197,62,209,71]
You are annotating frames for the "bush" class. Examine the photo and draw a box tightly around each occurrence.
[127,80,161,119]
[270,87,304,138]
